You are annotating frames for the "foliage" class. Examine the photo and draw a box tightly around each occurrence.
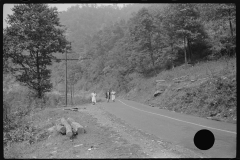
[56,3,235,94]
[197,3,236,58]
[4,4,236,121]
[3,89,39,146]
[128,7,157,73]
[3,4,71,98]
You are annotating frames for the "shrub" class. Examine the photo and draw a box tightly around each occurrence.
[3,88,48,148]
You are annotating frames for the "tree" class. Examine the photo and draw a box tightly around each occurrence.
[198,3,236,57]
[166,4,208,64]
[3,4,71,98]
[148,5,176,70]
[129,7,157,74]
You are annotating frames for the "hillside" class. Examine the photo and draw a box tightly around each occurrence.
[58,4,155,53]
[122,57,236,124]
[50,4,163,91]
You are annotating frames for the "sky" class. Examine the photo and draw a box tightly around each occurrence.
[3,3,123,28]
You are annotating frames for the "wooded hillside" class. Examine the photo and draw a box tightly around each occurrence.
[50,3,235,94]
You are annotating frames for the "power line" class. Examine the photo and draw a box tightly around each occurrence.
[56,54,89,107]
[56,54,79,107]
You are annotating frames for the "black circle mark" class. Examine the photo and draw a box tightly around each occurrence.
[194,129,215,150]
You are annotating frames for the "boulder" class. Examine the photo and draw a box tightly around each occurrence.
[154,90,163,97]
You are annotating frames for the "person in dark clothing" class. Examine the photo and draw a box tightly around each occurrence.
[106,90,111,102]
[105,92,108,100]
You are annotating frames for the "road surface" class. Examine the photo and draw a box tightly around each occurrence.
[99,99,236,158]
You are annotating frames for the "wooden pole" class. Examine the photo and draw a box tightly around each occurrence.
[70,83,72,105]
[56,57,79,107]
[56,53,86,107]
[73,83,75,104]
[65,51,68,107]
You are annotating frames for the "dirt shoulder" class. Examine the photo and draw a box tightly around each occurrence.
[4,103,205,158]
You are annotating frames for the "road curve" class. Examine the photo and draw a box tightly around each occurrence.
[99,99,236,158]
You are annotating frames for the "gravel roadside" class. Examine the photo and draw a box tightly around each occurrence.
[81,103,206,158]
[4,102,205,158]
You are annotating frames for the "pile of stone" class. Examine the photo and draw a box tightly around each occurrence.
[48,117,85,138]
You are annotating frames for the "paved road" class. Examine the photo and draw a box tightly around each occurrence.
[99,99,236,158]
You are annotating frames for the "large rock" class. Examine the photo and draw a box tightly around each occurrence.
[154,90,164,97]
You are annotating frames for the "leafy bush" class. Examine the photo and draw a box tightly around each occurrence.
[3,88,50,148]
[43,93,63,107]
[4,115,37,146]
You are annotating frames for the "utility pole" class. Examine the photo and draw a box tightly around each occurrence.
[57,53,89,107]
[57,54,79,107]
[65,50,68,107]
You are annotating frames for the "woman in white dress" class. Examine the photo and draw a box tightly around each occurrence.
[91,91,97,105]
[111,90,116,102]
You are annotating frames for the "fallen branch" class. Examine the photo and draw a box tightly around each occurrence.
[63,108,78,111]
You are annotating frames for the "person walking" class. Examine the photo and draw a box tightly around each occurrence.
[105,91,108,100]
[111,90,116,102]
[107,90,111,102]
[91,91,97,105]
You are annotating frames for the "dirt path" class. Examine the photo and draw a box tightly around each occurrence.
[6,103,204,158]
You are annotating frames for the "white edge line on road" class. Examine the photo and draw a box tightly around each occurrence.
[117,99,236,134]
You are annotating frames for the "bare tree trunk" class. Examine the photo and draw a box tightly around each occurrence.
[183,37,187,64]
[228,9,235,56]
[187,38,192,63]
[148,33,156,74]
[170,43,174,55]
[36,52,42,99]
[170,42,174,68]
[228,9,234,38]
